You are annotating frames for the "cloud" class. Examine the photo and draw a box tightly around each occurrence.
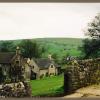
[0,3,99,40]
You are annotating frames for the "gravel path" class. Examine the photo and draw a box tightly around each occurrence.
[63,85,100,98]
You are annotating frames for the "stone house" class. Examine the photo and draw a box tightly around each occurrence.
[0,47,31,83]
[0,47,61,82]
[28,56,61,79]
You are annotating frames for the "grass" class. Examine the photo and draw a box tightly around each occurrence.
[30,74,64,97]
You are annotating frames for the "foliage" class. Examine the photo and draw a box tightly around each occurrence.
[85,13,100,39]
[0,41,16,52]
[81,13,100,58]
[37,38,82,57]
[36,38,82,64]
[81,39,100,58]
[18,39,43,58]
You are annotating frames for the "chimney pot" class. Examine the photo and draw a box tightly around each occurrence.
[48,54,52,60]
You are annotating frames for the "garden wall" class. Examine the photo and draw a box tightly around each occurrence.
[64,58,100,94]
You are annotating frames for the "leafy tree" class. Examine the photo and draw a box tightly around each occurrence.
[52,53,59,63]
[81,13,100,58]
[61,53,70,65]
[85,13,100,39]
[52,53,70,65]
[0,41,15,52]
[19,39,43,58]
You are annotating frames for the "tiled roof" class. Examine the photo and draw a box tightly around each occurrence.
[0,52,15,64]
[34,58,60,69]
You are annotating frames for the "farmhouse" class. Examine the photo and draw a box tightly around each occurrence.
[0,47,31,83]
[0,46,61,83]
[29,55,61,79]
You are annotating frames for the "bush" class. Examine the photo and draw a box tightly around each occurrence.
[40,74,45,79]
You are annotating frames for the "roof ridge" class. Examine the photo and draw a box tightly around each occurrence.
[0,52,15,54]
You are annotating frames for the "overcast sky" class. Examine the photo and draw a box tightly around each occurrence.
[0,3,100,40]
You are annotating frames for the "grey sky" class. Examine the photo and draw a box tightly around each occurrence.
[0,3,100,40]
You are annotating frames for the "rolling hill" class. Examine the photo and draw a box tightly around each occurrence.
[0,38,84,60]
[35,38,83,59]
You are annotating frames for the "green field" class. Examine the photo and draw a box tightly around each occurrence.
[30,74,64,96]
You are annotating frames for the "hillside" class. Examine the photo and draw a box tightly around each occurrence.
[0,38,83,60]
[35,38,83,59]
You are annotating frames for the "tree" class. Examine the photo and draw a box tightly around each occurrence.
[19,39,43,58]
[0,41,15,52]
[61,53,70,65]
[52,53,59,63]
[85,13,100,39]
[81,13,100,58]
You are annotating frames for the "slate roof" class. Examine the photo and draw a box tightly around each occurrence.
[34,58,60,69]
[0,52,15,64]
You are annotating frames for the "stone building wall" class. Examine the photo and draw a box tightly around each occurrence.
[39,69,48,78]
[48,64,56,75]
[24,63,31,82]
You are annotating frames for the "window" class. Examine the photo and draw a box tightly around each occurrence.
[51,65,54,68]
[16,60,19,63]
[32,66,34,69]
[15,60,20,66]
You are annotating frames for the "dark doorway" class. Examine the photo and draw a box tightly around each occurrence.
[0,67,4,83]
[31,70,37,80]
[64,72,71,94]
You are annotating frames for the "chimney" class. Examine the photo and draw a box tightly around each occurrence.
[16,46,21,55]
[27,58,31,64]
[48,54,52,60]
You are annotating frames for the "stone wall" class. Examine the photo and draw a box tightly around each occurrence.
[64,58,100,94]
[0,82,32,98]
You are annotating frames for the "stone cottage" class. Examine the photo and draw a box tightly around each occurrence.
[28,55,61,79]
[0,47,61,82]
[0,47,31,83]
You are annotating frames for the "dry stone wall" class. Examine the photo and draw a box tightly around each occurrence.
[64,58,100,94]
[0,82,32,98]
